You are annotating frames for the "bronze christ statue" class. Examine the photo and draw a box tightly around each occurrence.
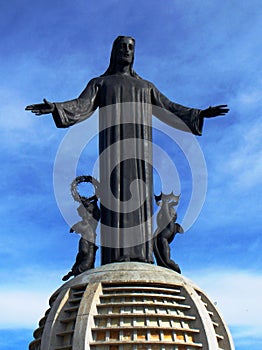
[26,36,229,266]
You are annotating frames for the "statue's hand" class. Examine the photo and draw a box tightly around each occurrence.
[25,98,55,115]
[176,223,184,234]
[62,271,73,281]
[200,104,229,118]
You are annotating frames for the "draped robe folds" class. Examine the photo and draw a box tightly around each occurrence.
[52,74,203,265]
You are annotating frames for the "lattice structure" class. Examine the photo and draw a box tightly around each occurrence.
[91,283,203,349]
[30,285,86,350]
[195,291,232,350]
[29,263,235,350]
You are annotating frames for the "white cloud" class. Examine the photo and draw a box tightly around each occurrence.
[186,268,262,344]
[231,325,262,348]
[232,83,262,111]
[0,290,50,328]
[206,119,262,193]
[224,124,262,190]
[0,269,63,328]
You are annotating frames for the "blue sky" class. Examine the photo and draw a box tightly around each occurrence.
[1,0,262,349]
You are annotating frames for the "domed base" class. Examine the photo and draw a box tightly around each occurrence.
[29,262,235,350]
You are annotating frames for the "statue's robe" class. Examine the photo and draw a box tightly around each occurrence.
[52,73,203,265]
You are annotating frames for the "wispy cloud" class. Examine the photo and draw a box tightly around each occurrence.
[224,125,262,190]
[0,290,51,328]
[231,325,262,349]
[186,268,262,346]
[1,0,262,349]
[0,268,63,328]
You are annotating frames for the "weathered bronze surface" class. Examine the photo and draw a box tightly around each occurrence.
[153,192,184,273]
[26,36,229,267]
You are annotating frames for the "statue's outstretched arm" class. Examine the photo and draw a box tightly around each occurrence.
[25,98,55,116]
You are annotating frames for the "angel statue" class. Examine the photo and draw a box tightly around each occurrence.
[153,192,184,273]
[62,177,100,281]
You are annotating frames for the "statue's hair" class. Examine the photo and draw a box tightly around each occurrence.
[101,36,141,79]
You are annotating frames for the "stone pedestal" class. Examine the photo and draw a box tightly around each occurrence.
[29,262,235,350]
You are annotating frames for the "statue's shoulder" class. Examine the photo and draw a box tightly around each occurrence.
[87,76,104,85]
[140,78,157,90]
[88,75,119,87]
[88,75,156,92]
[124,75,156,91]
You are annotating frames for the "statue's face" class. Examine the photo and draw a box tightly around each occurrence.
[115,37,134,65]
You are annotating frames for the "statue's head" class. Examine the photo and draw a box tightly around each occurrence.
[102,36,141,78]
[154,192,180,206]
[113,36,135,66]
